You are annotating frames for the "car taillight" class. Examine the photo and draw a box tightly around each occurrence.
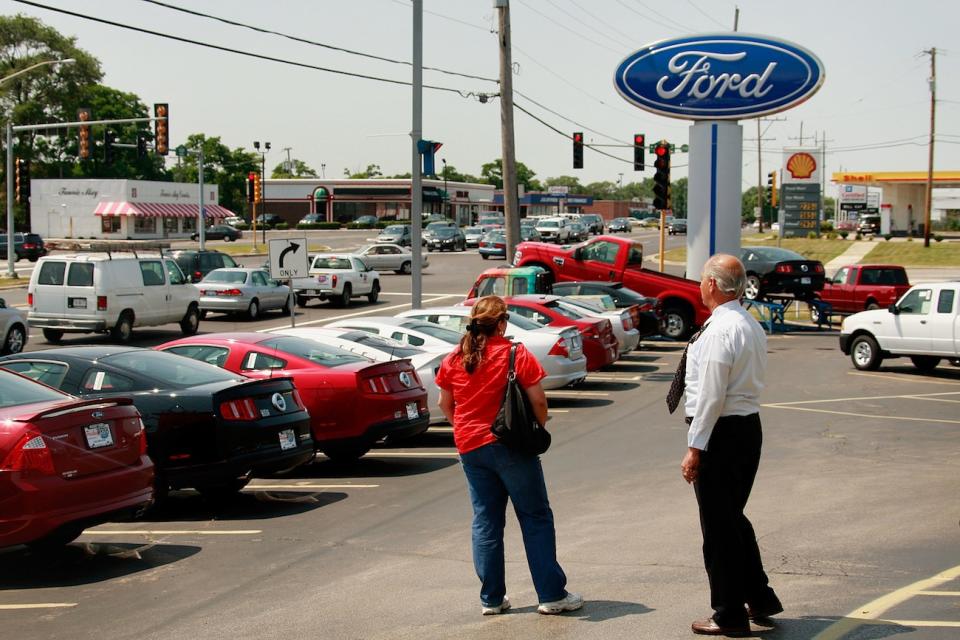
[22,242,36,249]
[1,431,55,475]
[290,389,304,410]
[584,326,600,339]
[621,313,632,331]
[219,398,259,420]
[775,264,793,274]
[548,337,569,358]
[27,293,33,306]
[97,295,108,311]
[194,270,203,281]
[495,243,505,249]
[814,264,824,273]
[331,274,338,288]
[221,289,243,296]
[136,418,148,456]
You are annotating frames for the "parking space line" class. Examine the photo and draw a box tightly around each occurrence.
[587,374,642,381]
[547,391,611,397]
[883,620,960,627]
[848,371,960,386]
[246,483,379,489]
[0,603,78,610]
[83,530,263,535]
[762,405,960,425]
[767,391,960,406]
[257,294,460,332]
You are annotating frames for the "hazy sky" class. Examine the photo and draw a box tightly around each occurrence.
[5,0,958,191]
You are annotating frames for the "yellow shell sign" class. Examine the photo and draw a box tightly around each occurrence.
[786,152,817,179]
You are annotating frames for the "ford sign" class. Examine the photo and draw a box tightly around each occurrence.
[614,33,824,120]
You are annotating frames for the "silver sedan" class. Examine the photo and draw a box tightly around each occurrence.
[353,244,428,274]
[0,297,27,354]
[198,268,294,320]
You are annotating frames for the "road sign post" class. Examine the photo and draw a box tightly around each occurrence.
[269,237,308,328]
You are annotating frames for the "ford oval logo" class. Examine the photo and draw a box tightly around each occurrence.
[614,33,825,120]
[271,393,287,412]
[399,372,412,388]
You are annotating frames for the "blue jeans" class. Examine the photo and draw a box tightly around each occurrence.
[460,442,567,607]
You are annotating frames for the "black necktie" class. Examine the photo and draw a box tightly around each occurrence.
[666,325,706,414]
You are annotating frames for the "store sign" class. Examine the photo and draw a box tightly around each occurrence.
[782,147,823,184]
[781,183,821,237]
[614,34,825,120]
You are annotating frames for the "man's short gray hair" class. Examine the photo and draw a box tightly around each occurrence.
[703,254,746,298]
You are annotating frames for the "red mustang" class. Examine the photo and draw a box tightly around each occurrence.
[157,333,430,462]
[0,368,154,549]
[465,294,619,371]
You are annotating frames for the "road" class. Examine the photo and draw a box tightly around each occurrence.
[1,229,958,639]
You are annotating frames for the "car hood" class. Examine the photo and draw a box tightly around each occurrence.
[842,308,890,331]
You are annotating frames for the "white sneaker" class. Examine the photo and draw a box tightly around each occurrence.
[481,595,511,615]
[538,592,584,615]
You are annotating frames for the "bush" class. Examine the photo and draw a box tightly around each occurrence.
[839,231,849,239]
[855,232,862,240]
[345,222,376,230]
[935,235,944,243]
[275,222,289,230]
[826,231,838,240]
[906,236,913,242]
[884,234,893,241]
[233,222,249,230]
[820,220,834,232]
[807,231,818,239]
[298,222,342,230]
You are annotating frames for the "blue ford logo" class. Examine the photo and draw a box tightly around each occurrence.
[614,34,824,120]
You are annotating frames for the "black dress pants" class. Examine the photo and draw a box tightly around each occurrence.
[693,413,778,627]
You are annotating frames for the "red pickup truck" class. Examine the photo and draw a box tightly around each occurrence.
[513,235,708,339]
[812,264,911,323]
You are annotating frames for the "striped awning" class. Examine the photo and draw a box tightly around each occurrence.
[93,201,234,218]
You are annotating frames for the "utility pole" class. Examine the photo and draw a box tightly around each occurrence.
[282,146,292,175]
[745,117,784,233]
[733,6,739,31]
[923,47,936,247]
[496,0,521,262]
[410,0,424,308]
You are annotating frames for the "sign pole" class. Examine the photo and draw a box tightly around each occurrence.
[288,279,295,328]
[658,209,666,273]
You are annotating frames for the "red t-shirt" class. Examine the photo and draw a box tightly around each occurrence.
[435,337,546,454]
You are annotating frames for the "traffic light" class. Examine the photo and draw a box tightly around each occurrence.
[14,158,25,203]
[253,173,262,203]
[573,132,583,169]
[417,139,443,176]
[136,134,147,159]
[103,130,115,165]
[154,103,169,155]
[652,141,671,210]
[633,133,645,171]
[78,107,91,159]
[19,159,29,203]
[767,170,778,208]
[247,171,257,203]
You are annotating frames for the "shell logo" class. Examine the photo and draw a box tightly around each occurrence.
[786,152,817,179]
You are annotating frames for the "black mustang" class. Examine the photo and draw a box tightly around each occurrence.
[0,347,314,499]
[740,246,825,301]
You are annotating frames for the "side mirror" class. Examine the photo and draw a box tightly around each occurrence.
[888,304,900,315]
[572,248,583,261]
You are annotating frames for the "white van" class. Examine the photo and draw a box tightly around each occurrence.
[28,253,201,343]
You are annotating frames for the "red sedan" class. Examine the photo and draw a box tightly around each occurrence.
[466,295,620,371]
[0,369,153,549]
[157,333,430,462]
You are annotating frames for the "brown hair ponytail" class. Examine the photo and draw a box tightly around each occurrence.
[460,295,508,374]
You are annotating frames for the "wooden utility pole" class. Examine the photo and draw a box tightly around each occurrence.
[756,119,764,233]
[923,47,936,248]
[496,0,521,262]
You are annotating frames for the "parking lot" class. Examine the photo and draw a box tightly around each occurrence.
[1,238,958,639]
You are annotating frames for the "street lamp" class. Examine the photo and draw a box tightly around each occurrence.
[253,141,270,245]
[5,58,76,279]
[441,158,448,220]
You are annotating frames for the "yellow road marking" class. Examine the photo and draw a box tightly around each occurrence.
[762,405,960,425]
[246,484,379,490]
[884,620,960,628]
[766,391,960,406]
[0,603,77,610]
[848,371,960,386]
[813,564,960,640]
[916,590,960,596]
[83,530,262,535]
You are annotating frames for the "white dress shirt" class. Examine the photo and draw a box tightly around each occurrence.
[684,299,767,450]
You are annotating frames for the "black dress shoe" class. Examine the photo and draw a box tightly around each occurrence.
[747,602,784,620]
[691,618,751,637]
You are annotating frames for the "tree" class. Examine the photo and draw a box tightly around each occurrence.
[271,158,318,178]
[479,159,542,191]
[582,181,618,200]
[543,175,584,193]
[171,134,259,214]
[671,177,688,217]
[343,163,382,179]
[438,164,479,184]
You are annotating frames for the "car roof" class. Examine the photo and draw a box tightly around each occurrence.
[164,332,276,346]
[3,345,149,361]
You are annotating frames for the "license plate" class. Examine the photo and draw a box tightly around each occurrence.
[84,423,114,449]
[279,429,297,451]
[69,297,87,309]
[406,402,419,420]
[801,277,811,284]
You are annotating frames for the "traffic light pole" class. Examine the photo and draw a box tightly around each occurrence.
[410,0,423,309]
[497,0,521,263]
[197,146,206,251]
[4,115,163,279]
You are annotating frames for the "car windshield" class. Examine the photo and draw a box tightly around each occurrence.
[405,323,462,344]
[465,227,481,234]
[313,257,353,270]
[262,336,369,367]
[383,226,405,235]
[102,350,242,388]
[344,333,424,358]
[0,369,68,408]
[435,228,458,238]
[508,313,544,330]
[538,220,559,228]
[203,270,248,284]
[752,247,806,261]
[546,301,587,320]
[484,232,505,241]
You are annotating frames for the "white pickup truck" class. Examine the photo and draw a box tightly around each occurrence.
[292,254,380,308]
[840,281,960,372]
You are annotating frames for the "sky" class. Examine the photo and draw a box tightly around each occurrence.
[3,0,958,193]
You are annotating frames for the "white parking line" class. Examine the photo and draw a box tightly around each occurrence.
[587,374,641,381]
[762,405,960,425]
[83,530,263,535]
[0,603,78,610]
[257,294,460,332]
[766,391,960,406]
[848,371,960,386]
[546,390,611,397]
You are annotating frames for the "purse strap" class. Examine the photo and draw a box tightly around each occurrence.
[507,343,518,382]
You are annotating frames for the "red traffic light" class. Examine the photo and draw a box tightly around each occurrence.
[248,171,257,181]
[634,134,645,145]
[655,145,668,157]
[573,132,583,143]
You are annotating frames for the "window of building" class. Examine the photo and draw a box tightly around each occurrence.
[134,216,157,234]
[101,216,121,233]
[164,217,179,234]
[183,217,197,232]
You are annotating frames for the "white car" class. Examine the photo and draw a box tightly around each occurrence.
[0,297,27,354]
[198,268,293,319]
[534,217,572,244]
[223,215,244,227]
[292,254,380,307]
[327,316,463,349]
[271,327,447,423]
[555,297,639,354]
[353,244,427,275]
[395,306,587,389]
[840,281,960,372]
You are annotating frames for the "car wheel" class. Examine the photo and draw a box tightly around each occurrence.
[196,478,251,501]
[482,254,489,260]
[247,299,260,320]
[199,309,208,320]
[111,312,134,343]
[321,442,370,463]
[660,306,692,340]
[224,235,233,242]
[809,304,821,324]
[850,334,882,371]
[190,234,198,241]
[180,305,200,335]
[910,355,941,372]
[950,358,960,367]
[367,281,380,303]
[866,301,880,311]
[400,261,412,275]
[42,328,64,343]
[339,283,352,307]
[296,294,308,307]
[2,324,26,354]
[744,274,762,300]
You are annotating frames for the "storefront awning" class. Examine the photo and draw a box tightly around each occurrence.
[94,201,234,218]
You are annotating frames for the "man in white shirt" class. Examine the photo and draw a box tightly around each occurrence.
[671,254,782,636]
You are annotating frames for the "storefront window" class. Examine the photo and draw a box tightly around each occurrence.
[101,216,121,233]
[183,217,197,232]
[163,217,179,235]
[134,216,157,235]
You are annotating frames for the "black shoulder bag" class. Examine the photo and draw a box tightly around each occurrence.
[490,344,551,455]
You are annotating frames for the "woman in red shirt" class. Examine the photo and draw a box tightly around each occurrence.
[436,295,582,616]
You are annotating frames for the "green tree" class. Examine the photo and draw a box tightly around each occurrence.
[670,177,688,217]
[272,158,318,178]
[438,164,479,184]
[543,175,584,193]
[479,159,542,191]
[343,163,382,179]
[171,134,259,214]
[582,180,618,200]
[619,178,654,202]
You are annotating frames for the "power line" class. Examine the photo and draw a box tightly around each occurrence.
[540,0,632,50]
[514,0,625,55]
[513,102,633,165]
[566,0,637,45]
[686,0,729,29]
[141,0,498,84]
[513,90,627,145]
[15,0,473,95]
[614,0,688,33]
